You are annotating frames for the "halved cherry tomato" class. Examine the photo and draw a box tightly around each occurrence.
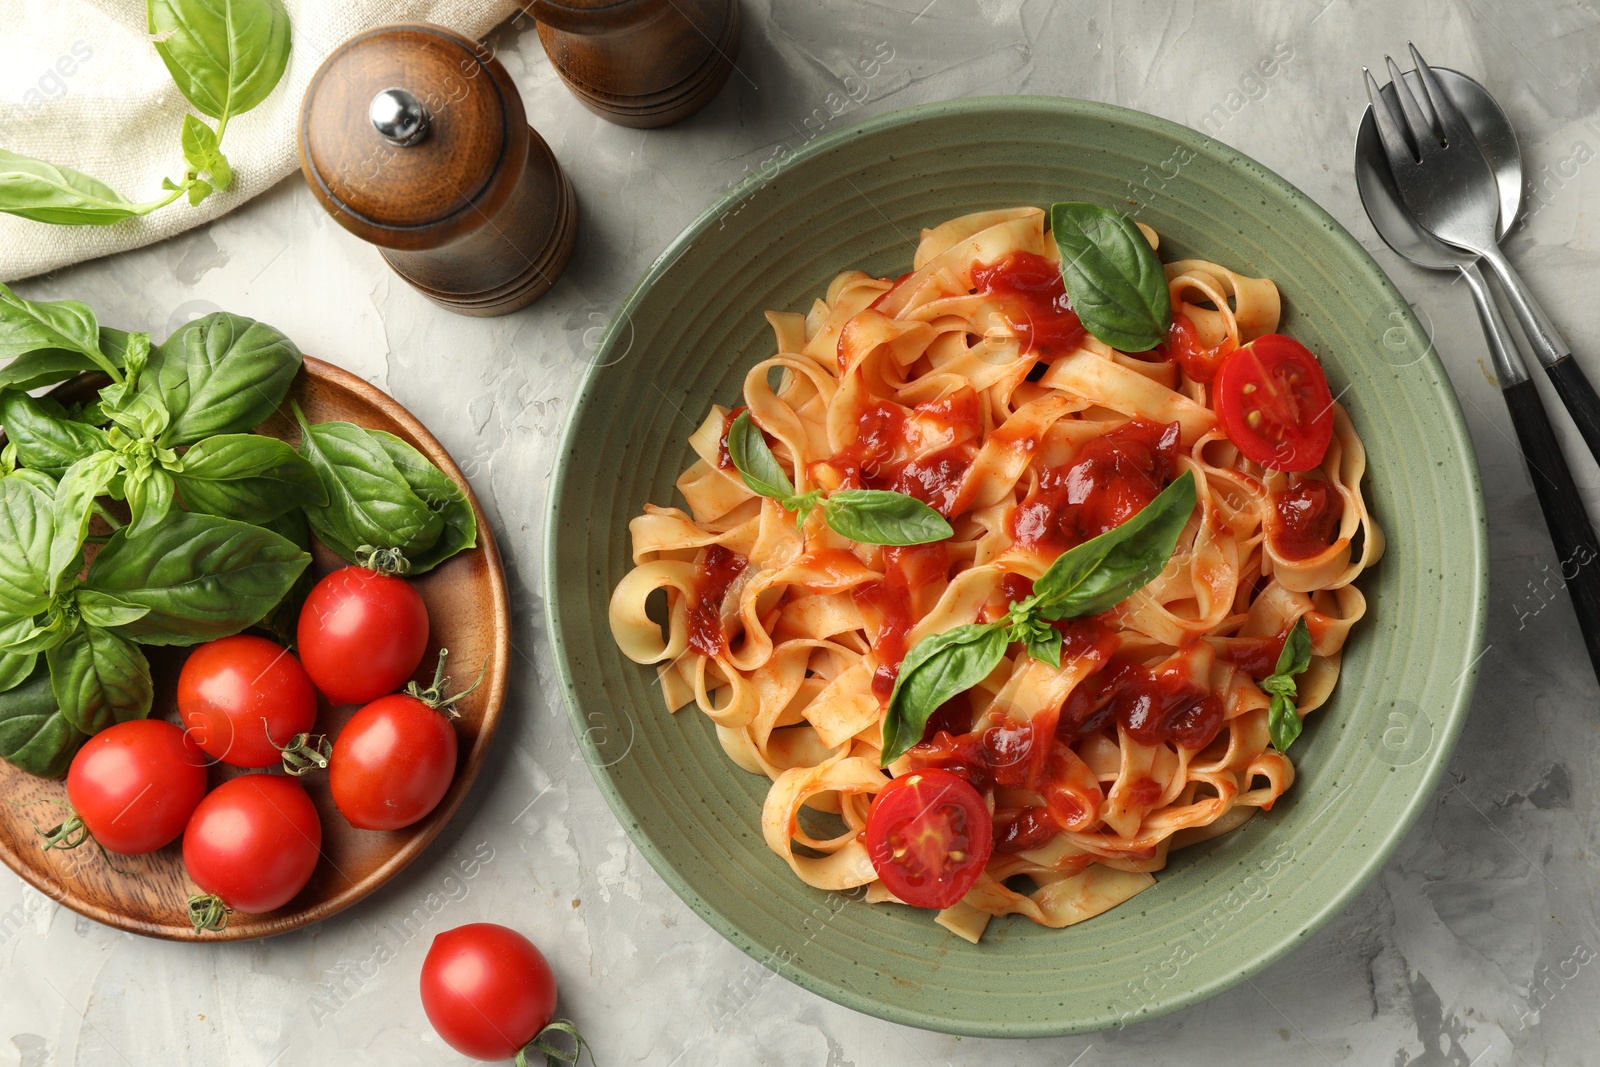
[1215,334,1335,472]
[864,767,993,909]
[182,774,321,927]
[61,720,207,855]
[420,923,562,1062]
[297,566,429,706]
[177,635,319,768]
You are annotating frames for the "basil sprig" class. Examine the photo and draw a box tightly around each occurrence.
[0,0,291,227]
[726,411,952,546]
[1049,202,1172,353]
[1262,617,1312,752]
[880,470,1196,765]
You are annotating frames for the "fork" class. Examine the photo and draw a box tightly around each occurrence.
[1364,44,1600,465]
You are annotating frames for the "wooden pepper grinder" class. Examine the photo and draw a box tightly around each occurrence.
[298,24,578,317]
[523,0,741,128]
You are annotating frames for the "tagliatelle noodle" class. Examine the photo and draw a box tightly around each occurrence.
[608,207,1381,941]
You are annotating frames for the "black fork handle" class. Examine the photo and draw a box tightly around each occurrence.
[1502,377,1600,683]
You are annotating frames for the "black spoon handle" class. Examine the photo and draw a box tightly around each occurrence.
[1544,355,1600,467]
[1502,377,1600,683]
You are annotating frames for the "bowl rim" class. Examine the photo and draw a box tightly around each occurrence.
[544,93,1489,1036]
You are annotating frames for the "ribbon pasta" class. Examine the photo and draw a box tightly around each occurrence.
[608,207,1381,942]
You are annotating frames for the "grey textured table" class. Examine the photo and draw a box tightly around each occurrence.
[4,2,1599,1064]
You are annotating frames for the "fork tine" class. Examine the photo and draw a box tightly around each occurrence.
[1385,54,1436,151]
[1363,67,1418,171]
[1409,43,1478,150]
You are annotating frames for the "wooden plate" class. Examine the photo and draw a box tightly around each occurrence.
[0,357,511,940]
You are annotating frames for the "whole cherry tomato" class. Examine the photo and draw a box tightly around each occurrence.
[328,651,467,831]
[864,768,993,909]
[420,923,568,1062]
[58,720,207,855]
[177,635,319,768]
[182,774,321,931]
[297,565,429,705]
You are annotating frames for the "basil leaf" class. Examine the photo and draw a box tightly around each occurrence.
[822,489,952,546]
[0,283,111,367]
[881,622,1008,765]
[252,509,316,648]
[0,658,84,778]
[49,451,118,589]
[149,0,292,122]
[0,649,36,693]
[0,392,111,475]
[0,471,56,617]
[1262,617,1312,752]
[46,621,153,735]
[0,150,148,228]
[1032,470,1195,620]
[726,410,796,499]
[296,415,444,561]
[1049,202,1172,353]
[1022,625,1063,669]
[369,430,476,573]
[83,511,310,646]
[1268,695,1302,753]
[143,312,302,445]
[1272,616,1312,677]
[74,589,151,629]
[180,115,233,192]
[173,433,326,523]
[0,350,101,392]
[0,611,72,656]
[124,465,175,538]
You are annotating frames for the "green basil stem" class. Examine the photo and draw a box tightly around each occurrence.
[880,470,1197,765]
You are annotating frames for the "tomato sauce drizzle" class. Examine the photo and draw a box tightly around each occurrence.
[816,389,981,518]
[971,252,1085,359]
[1158,312,1236,383]
[854,543,948,702]
[1009,418,1180,554]
[1057,655,1224,750]
[1219,629,1289,678]
[1270,480,1343,560]
[715,406,747,471]
[686,544,747,656]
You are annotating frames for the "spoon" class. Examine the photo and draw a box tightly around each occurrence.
[1356,66,1600,684]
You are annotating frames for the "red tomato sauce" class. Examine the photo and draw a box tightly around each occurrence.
[1009,418,1180,554]
[971,252,1086,359]
[819,392,981,517]
[1158,312,1235,383]
[1219,630,1288,678]
[686,544,747,656]
[854,543,949,702]
[1058,657,1224,750]
[1270,480,1343,560]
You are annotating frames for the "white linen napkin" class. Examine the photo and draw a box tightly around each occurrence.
[0,0,519,283]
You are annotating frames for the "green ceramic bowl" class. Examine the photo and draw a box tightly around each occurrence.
[544,96,1487,1036]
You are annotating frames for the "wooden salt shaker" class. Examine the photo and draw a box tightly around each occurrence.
[299,24,578,317]
[523,0,741,128]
